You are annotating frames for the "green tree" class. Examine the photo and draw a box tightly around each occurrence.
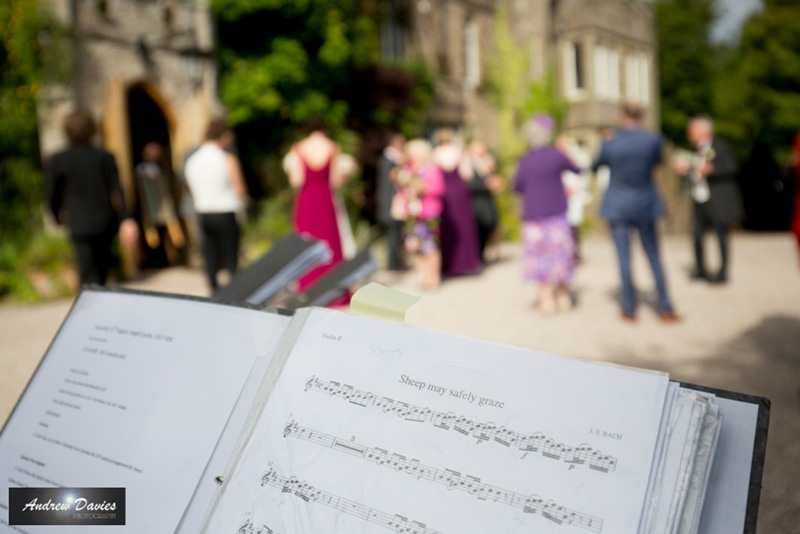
[714,0,800,229]
[212,0,374,191]
[1,0,48,246]
[655,0,717,145]
[0,0,67,297]
[485,6,528,179]
[211,0,431,194]
[523,70,568,131]
[485,7,566,240]
[715,0,800,165]
[213,0,433,252]
[484,7,528,241]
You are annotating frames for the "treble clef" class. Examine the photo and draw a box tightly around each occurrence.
[283,420,296,438]
[261,468,274,487]
[304,376,316,392]
[238,517,252,534]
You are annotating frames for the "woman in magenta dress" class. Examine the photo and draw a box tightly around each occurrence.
[792,132,800,266]
[434,129,482,277]
[286,120,349,304]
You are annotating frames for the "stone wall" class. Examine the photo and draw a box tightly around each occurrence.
[38,0,220,173]
[36,0,222,272]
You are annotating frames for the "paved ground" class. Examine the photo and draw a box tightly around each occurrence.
[1,232,798,532]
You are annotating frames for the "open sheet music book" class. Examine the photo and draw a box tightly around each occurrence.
[0,289,768,534]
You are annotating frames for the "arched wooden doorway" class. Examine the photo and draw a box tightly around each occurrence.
[126,83,186,267]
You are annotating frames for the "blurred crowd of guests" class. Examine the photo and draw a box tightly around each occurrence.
[371,102,754,323]
[375,129,504,290]
[44,102,800,320]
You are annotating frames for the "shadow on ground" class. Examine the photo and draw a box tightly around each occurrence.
[608,315,800,534]
[603,287,664,314]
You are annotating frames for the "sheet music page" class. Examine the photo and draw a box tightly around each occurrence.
[0,290,289,534]
[638,382,680,533]
[175,311,293,534]
[205,308,670,534]
[695,396,758,534]
[643,391,710,534]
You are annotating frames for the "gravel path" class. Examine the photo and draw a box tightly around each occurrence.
[1,232,798,532]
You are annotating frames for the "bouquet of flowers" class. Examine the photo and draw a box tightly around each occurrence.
[390,167,423,220]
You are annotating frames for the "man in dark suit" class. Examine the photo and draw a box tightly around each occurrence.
[376,133,406,271]
[45,110,139,286]
[592,103,679,323]
[685,115,743,284]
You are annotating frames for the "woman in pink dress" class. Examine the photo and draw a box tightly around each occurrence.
[396,139,445,289]
[286,120,349,304]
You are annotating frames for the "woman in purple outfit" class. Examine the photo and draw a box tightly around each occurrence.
[434,129,482,277]
[514,115,581,315]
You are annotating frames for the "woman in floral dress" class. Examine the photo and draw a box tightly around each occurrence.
[513,115,581,314]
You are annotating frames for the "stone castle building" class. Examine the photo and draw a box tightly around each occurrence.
[37,0,675,249]
[381,0,690,229]
[40,0,658,188]
[37,0,220,268]
[383,0,659,157]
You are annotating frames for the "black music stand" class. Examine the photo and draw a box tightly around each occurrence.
[213,233,331,306]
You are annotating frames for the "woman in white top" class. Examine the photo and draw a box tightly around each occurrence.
[184,118,248,291]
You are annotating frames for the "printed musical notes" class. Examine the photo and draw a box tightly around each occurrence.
[259,467,444,534]
[283,421,604,532]
[237,516,251,534]
[304,376,617,473]
[236,514,276,534]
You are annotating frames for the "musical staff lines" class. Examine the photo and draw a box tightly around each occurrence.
[304,376,617,473]
[259,467,444,534]
[283,421,603,532]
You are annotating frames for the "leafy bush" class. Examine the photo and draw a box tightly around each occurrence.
[0,231,76,302]
[484,8,568,242]
[0,242,38,301]
[0,0,70,300]
[241,194,295,263]
[214,0,433,207]
[20,231,74,273]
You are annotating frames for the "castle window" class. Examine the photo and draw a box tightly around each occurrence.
[381,0,405,60]
[594,45,620,101]
[436,1,450,76]
[94,0,110,19]
[464,15,480,88]
[625,52,650,105]
[563,41,586,101]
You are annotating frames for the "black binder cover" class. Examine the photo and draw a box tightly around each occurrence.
[213,234,322,304]
[680,382,770,534]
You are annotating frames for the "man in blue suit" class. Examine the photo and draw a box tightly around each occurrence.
[592,103,679,323]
